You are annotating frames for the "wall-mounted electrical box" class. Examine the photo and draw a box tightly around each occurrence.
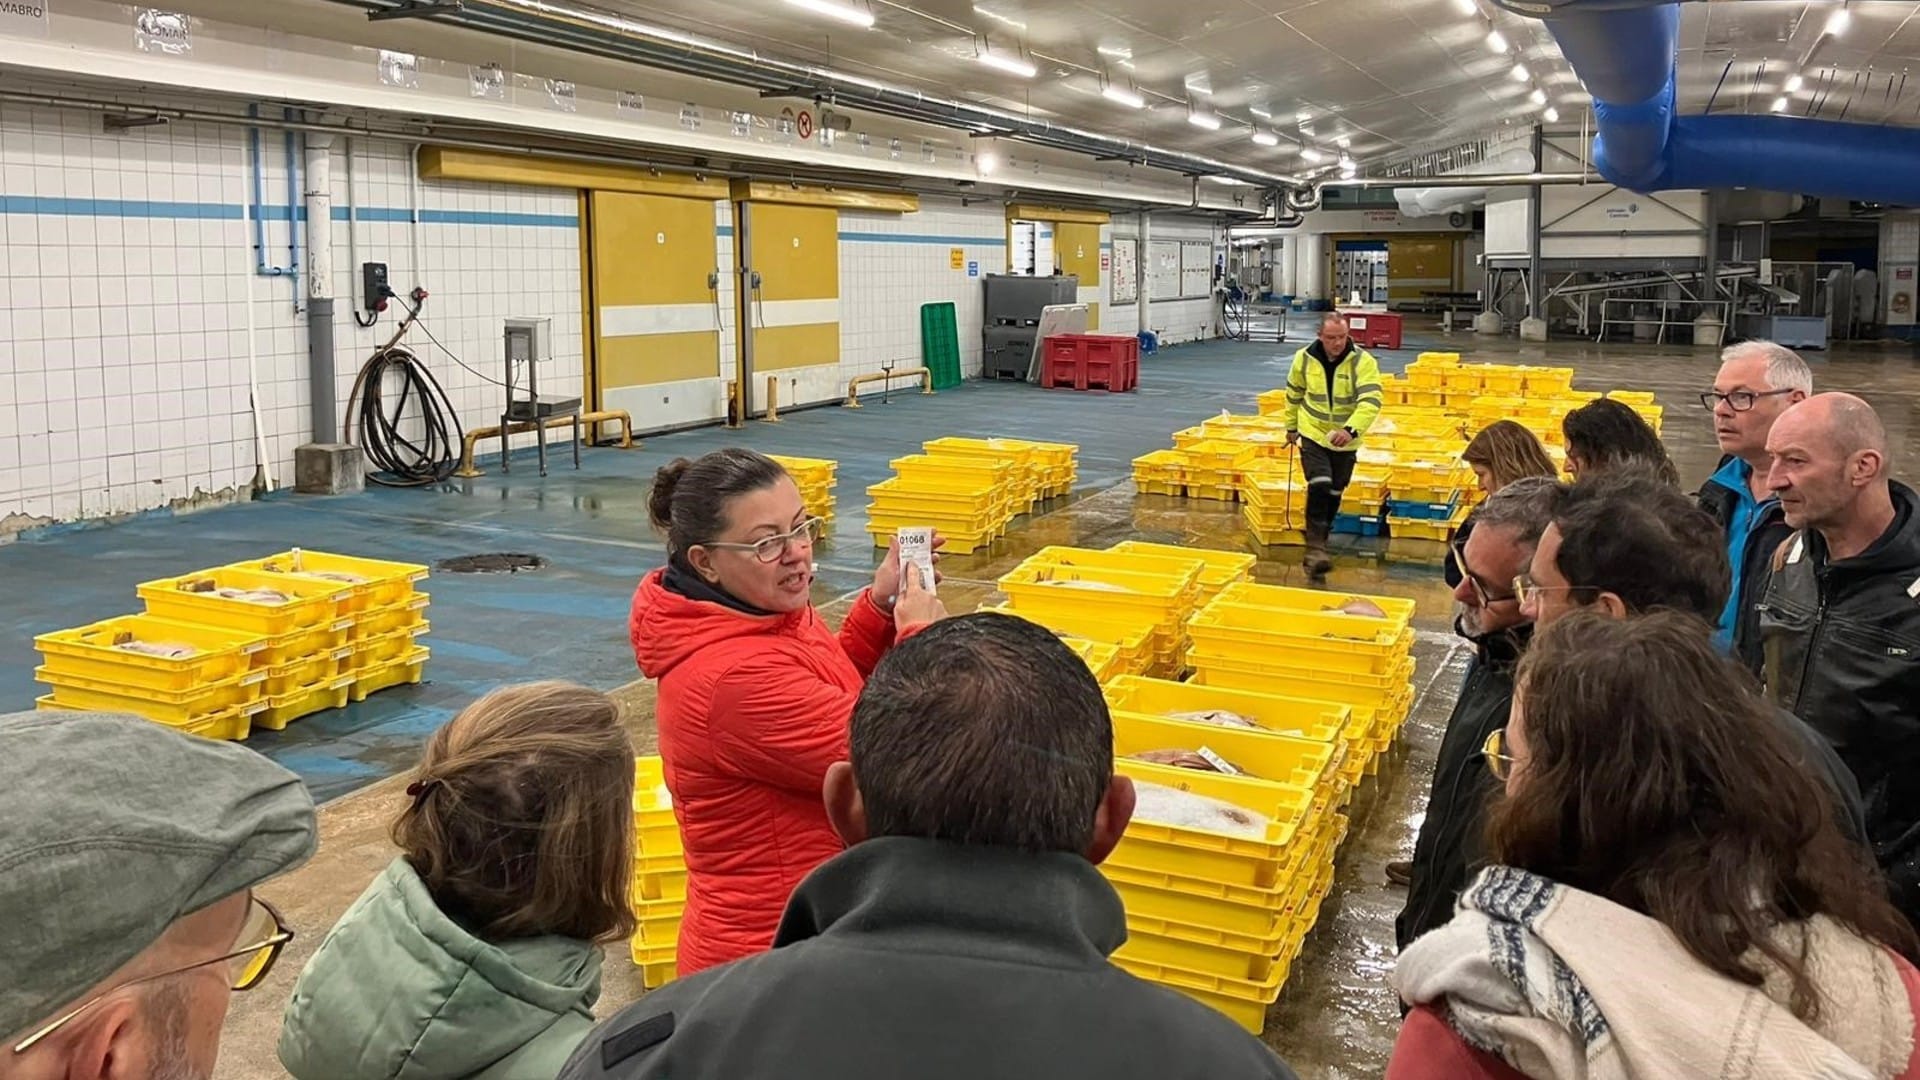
[504,317,550,369]
[362,262,391,313]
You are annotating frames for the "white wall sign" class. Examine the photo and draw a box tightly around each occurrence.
[134,8,190,55]
[546,79,577,113]
[0,0,50,38]
[1887,264,1916,328]
[470,63,505,100]
[377,50,419,89]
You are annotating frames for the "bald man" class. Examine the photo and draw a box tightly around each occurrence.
[1755,392,1920,926]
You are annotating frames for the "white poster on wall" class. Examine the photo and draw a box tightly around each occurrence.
[0,0,50,37]
[1887,264,1917,327]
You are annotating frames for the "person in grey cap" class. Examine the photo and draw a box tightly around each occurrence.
[1,709,317,1080]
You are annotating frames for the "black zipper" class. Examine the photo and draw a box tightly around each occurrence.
[1794,565,1829,710]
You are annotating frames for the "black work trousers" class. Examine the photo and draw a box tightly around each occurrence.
[1299,436,1356,534]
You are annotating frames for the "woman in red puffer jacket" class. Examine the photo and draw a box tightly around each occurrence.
[630,448,946,976]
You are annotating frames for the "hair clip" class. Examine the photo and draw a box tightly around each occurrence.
[405,779,441,800]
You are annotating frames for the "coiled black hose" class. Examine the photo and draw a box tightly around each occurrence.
[343,345,464,487]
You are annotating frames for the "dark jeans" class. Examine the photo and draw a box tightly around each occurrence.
[1299,436,1356,533]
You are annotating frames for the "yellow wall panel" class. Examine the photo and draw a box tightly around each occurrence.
[754,324,841,371]
[1387,236,1457,301]
[730,180,917,212]
[420,147,728,198]
[599,331,721,387]
[750,204,839,302]
[1007,204,1110,225]
[592,192,717,307]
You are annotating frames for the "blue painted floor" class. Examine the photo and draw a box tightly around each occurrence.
[0,333,1480,802]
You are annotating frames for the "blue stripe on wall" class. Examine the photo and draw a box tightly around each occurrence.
[838,232,1008,246]
[0,195,576,228]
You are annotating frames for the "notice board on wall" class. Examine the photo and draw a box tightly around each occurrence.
[1179,241,1213,298]
[1148,240,1183,301]
[1111,237,1138,304]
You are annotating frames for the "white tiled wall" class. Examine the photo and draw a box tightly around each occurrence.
[1109,216,1224,348]
[0,96,582,532]
[838,202,1006,384]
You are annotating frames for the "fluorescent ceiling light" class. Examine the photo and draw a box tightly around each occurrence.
[1296,110,1312,123]
[1185,79,1214,97]
[1206,175,1252,185]
[1250,106,1272,119]
[1338,154,1354,169]
[1188,109,1222,130]
[1454,0,1477,14]
[1543,106,1560,122]
[1786,73,1805,92]
[976,140,1001,174]
[977,49,1037,78]
[1102,83,1145,109]
[1823,6,1850,37]
[1770,96,1789,113]
[1487,30,1509,54]
[784,0,874,28]
[972,4,1026,31]
[1511,63,1530,82]
[1529,88,1547,104]
[1336,135,1351,148]
[1301,147,1326,163]
[1252,130,1280,146]
[1340,164,1358,179]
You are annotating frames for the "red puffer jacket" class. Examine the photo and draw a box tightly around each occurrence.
[629,567,901,977]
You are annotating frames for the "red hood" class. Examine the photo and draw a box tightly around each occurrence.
[629,567,815,680]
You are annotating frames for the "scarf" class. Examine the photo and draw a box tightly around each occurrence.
[1394,865,1915,1080]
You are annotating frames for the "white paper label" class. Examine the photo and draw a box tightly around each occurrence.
[134,8,190,55]
[377,50,419,89]
[546,79,577,113]
[1197,746,1241,776]
[470,63,505,100]
[617,91,645,116]
[0,0,50,38]
[896,527,935,593]
[679,103,702,131]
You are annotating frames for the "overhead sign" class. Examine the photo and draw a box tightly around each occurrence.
[0,0,50,37]
[797,109,814,140]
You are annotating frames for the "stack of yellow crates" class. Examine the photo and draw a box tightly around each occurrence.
[766,454,838,526]
[924,436,1080,510]
[1185,583,1418,784]
[1025,440,1080,499]
[975,601,1160,680]
[32,550,429,740]
[998,552,1203,679]
[1606,390,1664,435]
[1096,676,1355,1034]
[1108,542,1255,608]
[1131,449,1187,497]
[1062,638,1123,683]
[629,756,688,989]
[867,454,1017,556]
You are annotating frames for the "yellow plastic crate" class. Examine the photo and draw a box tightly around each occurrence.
[349,646,429,702]
[1104,676,1349,746]
[632,759,683,857]
[1104,863,1293,937]
[228,549,429,613]
[867,503,1010,537]
[1190,653,1416,711]
[1108,542,1255,597]
[1109,759,1314,889]
[137,568,355,638]
[631,865,689,904]
[34,615,267,692]
[263,648,354,697]
[1606,390,1657,407]
[1211,581,1415,628]
[1476,366,1526,395]
[1064,639,1122,683]
[1030,546,1208,584]
[254,621,355,669]
[1180,439,1260,473]
[1184,483,1241,503]
[633,894,684,946]
[255,675,354,731]
[352,595,431,642]
[34,693,257,741]
[997,563,1201,628]
[1112,711,1339,792]
[1133,449,1187,480]
[628,938,679,989]
[1112,954,1287,1035]
[889,453,1015,489]
[1136,478,1183,497]
[1389,502,1471,544]
[866,523,993,556]
[1524,367,1575,394]
[1115,918,1291,983]
[351,625,431,671]
[764,453,837,485]
[36,664,267,725]
[1188,607,1412,677]
[975,603,1158,674]
[1255,388,1290,416]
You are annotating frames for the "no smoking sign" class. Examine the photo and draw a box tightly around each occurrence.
[797,110,814,140]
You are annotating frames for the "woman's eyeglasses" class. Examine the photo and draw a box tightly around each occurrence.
[13,896,292,1054]
[702,517,825,563]
[1482,728,1519,781]
[1699,389,1794,413]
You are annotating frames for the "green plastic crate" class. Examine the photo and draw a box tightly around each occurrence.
[921,302,962,389]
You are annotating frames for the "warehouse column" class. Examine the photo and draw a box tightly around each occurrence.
[1521,125,1548,342]
[1279,235,1299,298]
[1301,232,1328,305]
[292,130,363,496]
[1136,210,1152,335]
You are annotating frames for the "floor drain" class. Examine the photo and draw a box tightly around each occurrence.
[438,553,548,574]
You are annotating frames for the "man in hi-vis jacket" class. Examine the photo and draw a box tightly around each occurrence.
[1284,313,1385,578]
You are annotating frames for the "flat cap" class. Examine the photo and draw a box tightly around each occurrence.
[0,710,317,1041]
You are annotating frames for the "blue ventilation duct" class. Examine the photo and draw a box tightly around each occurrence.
[1495,0,1920,205]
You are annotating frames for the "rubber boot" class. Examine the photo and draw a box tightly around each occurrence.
[1302,521,1333,578]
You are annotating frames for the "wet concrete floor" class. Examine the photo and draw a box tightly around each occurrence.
[8,329,1917,1078]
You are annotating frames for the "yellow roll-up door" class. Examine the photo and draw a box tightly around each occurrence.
[1387,236,1456,303]
[1056,222,1103,330]
[589,191,722,410]
[745,203,840,373]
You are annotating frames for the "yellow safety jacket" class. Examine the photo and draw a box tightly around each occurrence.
[1282,342,1384,448]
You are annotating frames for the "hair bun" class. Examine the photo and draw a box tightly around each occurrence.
[648,459,693,532]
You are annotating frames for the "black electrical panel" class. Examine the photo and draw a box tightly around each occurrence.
[362,262,391,313]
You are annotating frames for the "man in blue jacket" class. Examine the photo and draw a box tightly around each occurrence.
[1695,340,1811,666]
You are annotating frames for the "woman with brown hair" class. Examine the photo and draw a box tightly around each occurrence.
[1388,610,1920,1080]
[278,682,635,1080]
[1463,420,1560,495]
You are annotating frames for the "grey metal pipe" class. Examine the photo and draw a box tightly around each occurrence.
[1329,171,1599,190]
[331,0,1311,190]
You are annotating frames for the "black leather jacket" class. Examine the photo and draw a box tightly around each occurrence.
[1757,482,1920,922]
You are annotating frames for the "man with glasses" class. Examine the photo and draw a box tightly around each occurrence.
[2,709,315,1079]
[1394,476,1557,950]
[1517,469,1866,845]
[1696,340,1812,662]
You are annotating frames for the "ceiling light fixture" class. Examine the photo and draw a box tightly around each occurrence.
[1336,135,1351,148]
[1487,30,1509,54]
[1511,63,1530,82]
[1252,130,1280,146]
[977,46,1037,79]
[1454,0,1478,14]
[972,4,1026,31]
[1529,88,1547,104]
[1296,110,1312,123]
[783,0,874,28]
[1300,147,1326,163]
[1770,95,1789,113]
[1188,108,1222,130]
[1786,74,1805,92]
[976,137,1001,174]
[1102,81,1145,109]
[1543,106,1560,122]
[1250,106,1273,119]
[1340,164,1358,179]
[1823,5,1850,38]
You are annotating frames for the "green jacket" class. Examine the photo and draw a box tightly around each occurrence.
[1282,340,1384,448]
[278,858,603,1080]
